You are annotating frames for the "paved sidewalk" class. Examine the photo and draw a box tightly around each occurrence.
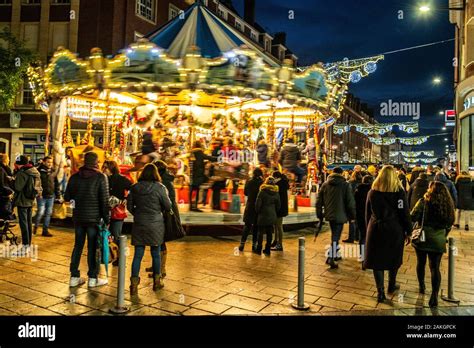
[0,223,473,316]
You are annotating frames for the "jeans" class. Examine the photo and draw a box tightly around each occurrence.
[18,207,33,246]
[70,225,99,278]
[131,245,161,277]
[290,166,305,183]
[327,221,344,259]
[373,269,398,290]
[415,249,442,294]
[109,220,124,242]
[201,188,209,205]
[35,197,54,232]
[212,187,221,210]
[273,217,283,244]
[257,225,273,251]
[347,221,359,241]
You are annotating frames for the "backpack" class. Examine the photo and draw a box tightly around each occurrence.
[24,175,39,200]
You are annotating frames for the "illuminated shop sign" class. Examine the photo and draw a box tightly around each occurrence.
[465,95,474,111]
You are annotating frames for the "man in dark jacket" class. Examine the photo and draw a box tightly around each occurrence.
[14,155,42,250]
[435,172,458,206]
[407,173,429,210]
[65,152,110,288]
[272,171,289,251]
[354,175,373,267]
[189,141,217,212]
[316,167,356,269]
[279,138,304,183]
[34,156,55,237]
[239,168,264,252]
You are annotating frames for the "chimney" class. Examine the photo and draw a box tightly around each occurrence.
[273,32,286,45]
[244,0,256,25]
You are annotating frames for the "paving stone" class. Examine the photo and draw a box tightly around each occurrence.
[192,300,231,314]
[48,303,93,315]
[128,307,173,316]
[269,296,285,304]
[238,290,273,301]
[333,291,378,308]
[29,295,65,308]
[303,285,338,299]
[216,294,268,312]
[163,293,200,306]
[222,307,257,315]
[179,286,227,302]
[316,297,354,311]
[182,308,213,316]
[151,300,188,314]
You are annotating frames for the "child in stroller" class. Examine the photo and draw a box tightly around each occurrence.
[0,185,18,245]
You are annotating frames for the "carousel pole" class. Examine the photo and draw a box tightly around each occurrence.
[44,110,51,156]
[288,107,295,143]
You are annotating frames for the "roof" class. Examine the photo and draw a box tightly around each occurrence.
[145,1,280,66]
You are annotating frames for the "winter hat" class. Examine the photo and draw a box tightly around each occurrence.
[15,155,29,166]
[333,167,343,174]
[265,176,276,185]
[84,151,99,168]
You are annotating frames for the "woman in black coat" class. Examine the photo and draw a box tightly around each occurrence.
[454,171,474,230]
[271,171,289,251]
[255,176,280,256]
[364,165,412,303]
[354,175,373,267]
[239,168,264,252]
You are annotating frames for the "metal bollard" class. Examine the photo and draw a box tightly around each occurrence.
[110,235,130,314]
[291,237,310,311]
[441,237,460,304]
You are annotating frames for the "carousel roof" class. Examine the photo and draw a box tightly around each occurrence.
[146,1,281,66]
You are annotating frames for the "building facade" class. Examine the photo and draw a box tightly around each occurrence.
[450,0,474,171]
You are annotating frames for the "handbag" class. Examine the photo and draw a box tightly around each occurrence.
[163,209,186,242]
[111,201,127,220]
[52,203,67,219]
[411,201,426,245]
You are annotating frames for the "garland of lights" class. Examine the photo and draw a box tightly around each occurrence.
[369,136,429,146]
[404,157,437,164]
[390,151,435,157]
[333,122,419,136]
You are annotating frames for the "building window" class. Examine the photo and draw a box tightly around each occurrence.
[136,0,156,23]
[217,7,227,20]
[22,79,34,106]
[235,21,242,31]
[22,23,39,51]
[460,115,474,170]
[0,0,12,4]
[52,0,71,4]
[22,0,40,4]
[250,32,257,41]
[48,22,68,54]
[264,39,270,52]
[169,3,180,20]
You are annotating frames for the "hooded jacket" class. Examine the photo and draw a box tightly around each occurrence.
[279,143,301,169]
[14,165,42,208]
[455,175,474,210]
[434,173,458,206]
[127,181,171,246]
[255,184,281,226]
[65,166,110,225]
[408,176,429,210]
[316,173,355,223]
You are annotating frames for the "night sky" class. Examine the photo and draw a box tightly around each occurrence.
[233,0,456,157]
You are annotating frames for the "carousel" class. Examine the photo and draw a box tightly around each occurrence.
[27,1,383,227]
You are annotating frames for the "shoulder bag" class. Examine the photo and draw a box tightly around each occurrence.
[411,201,426,245]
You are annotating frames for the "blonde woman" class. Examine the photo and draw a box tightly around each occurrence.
[364,165,412,303]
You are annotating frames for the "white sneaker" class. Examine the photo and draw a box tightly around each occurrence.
[69,277,85,287]
[88,278,108,288]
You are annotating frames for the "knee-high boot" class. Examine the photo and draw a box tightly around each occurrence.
[160,249,167,278]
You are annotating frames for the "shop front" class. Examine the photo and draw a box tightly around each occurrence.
[457,76,474,172]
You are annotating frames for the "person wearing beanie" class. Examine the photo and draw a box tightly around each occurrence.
[316,166,356,269]
[65,151,110,288]
[255,176,280,255]
[13,155,42,252]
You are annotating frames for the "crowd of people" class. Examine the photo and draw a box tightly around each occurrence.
[314,163,472,307]
[1,146,473,306]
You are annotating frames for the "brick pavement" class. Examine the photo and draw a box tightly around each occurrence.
[0,222,473,316]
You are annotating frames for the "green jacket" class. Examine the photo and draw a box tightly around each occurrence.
[410,199,451,253]
[14,165,42,208]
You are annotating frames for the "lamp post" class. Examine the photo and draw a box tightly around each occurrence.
[419,4,464,12]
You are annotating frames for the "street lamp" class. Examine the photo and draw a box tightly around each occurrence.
[442,127,447,130]
[419,5,430,12]
[433,77,442,85]
[439,111,444,115]
[418,4,464,12]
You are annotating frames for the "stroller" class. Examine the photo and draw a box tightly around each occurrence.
[0,186,18,245]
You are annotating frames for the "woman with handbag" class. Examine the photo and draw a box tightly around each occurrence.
[102,161,132,255]
[364,165,412,304]
[127,164,171,295]
[410,181,455,307]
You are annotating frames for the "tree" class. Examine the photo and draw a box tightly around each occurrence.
[0,27,36,112]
